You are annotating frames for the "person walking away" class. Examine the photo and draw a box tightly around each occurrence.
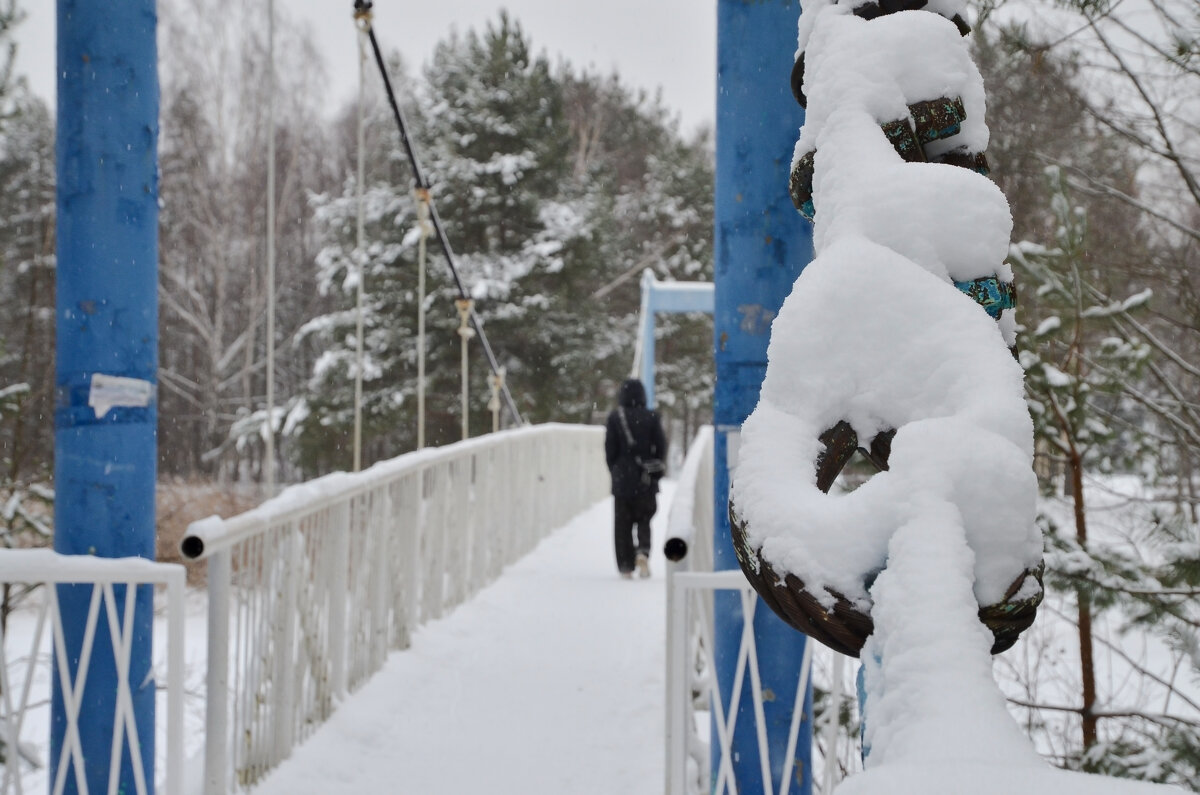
[605,379,667,579]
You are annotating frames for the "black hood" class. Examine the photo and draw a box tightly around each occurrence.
[618,379,647,408]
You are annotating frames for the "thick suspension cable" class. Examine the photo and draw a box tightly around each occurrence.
[352,0,524,427]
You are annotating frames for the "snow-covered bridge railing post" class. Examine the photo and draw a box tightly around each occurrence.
[663,426,714,795]
[0,550,186,795]
[180,424,607,794]
[665,427,841,795]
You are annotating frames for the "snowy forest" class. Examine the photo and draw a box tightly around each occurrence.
[0,0,1198,787]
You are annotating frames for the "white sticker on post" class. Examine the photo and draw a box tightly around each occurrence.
[725,428,741,470]
[89,374,154,418]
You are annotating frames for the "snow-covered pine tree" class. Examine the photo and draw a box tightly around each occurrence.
[559,68,715,436]
[298,179,431,470]
[0,3,54,702]
[0,90,54,547]
[971,16,1200,783]
[294,55,449,472]
[0,0,20,115]
[418,13,582,428]
[0,2,54,552]
[628,133,715,446]
[295,15,719,470]
[1013,167,1154,494]
[1008,168,1200,785]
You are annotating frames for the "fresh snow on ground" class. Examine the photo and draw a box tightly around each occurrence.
[251,489,673,795]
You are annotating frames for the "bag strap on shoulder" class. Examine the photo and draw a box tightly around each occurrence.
[616,407,637,449]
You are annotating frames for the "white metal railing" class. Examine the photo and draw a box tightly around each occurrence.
[663,426,845,795]
[664,426,714,794]
[669,571,815,795]
[181,423,607,793]
[0,549,185,795]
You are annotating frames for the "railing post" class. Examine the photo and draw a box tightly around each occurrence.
[330,501,351,698]
[205,550,231,795]
[273,527,300,763]
[486,447,505,582]
[370,492,390,669]
[442,464,462,611]
[397,476,420,650]
[166,569,186,795]
[665,566,689,795]
[427,469,447,620]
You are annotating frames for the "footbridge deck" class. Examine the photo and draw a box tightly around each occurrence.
[253,492,672,794]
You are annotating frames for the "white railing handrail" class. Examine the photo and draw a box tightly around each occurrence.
[182,423,594,561]
[663,425,714,568]
[0,549,182,584]
[664,426,716,795]
[0,550,186,795]
[188,423,609,793]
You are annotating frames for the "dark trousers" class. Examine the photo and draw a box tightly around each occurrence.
[613,492,656,573]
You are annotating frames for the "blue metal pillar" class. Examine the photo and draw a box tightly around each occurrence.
[638,272,658,408]
[714,1,814,791]
[53,2,159,793]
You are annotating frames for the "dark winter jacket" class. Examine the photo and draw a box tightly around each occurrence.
[605,379,668,498]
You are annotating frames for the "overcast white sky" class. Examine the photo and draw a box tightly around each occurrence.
[18,0,718,135]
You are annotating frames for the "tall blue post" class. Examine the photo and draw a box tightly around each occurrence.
[53,2,159,793]
[714,0,814,791]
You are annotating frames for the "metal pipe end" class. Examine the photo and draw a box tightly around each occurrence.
[663,537,688,563]
[180,535,205,560]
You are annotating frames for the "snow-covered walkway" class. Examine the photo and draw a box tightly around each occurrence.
[254,485,674,795]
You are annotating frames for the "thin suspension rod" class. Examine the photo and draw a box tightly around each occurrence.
[353,15,368,471]
[265,0,277,491]
[352,0,523,427]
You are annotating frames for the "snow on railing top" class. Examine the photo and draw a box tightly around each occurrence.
[0,549,186,795]
[0,548,183,583]
[664,426,713,564]
[182,423,595,560]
